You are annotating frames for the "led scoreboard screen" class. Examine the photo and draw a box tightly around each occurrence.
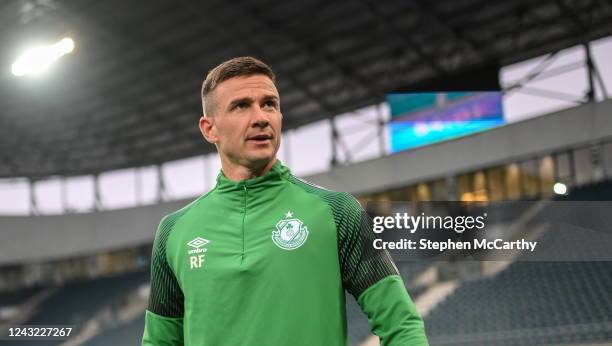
[387,92,505,153]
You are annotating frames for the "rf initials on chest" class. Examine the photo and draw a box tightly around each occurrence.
[187,237,210,269]
[190,254,206,269]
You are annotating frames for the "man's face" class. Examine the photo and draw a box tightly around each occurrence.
[200,75,282,169]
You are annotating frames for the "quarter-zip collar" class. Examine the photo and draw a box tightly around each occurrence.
[215,160,290,193]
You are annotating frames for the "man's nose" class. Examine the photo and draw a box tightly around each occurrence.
[251,105,269,128]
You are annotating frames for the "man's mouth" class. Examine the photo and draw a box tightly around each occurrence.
[247,134,273,143]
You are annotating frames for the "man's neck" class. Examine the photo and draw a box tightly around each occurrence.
[220,157,277,182]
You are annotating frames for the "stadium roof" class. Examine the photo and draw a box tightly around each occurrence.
[1,0,611,179]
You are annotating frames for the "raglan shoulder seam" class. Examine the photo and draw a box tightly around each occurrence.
[159,185,218,240]
[285,174,354,209]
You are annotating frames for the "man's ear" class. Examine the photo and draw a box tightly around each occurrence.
[199,116,218,144]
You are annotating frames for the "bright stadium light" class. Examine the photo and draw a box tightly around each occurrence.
[553,182,567,195]
[11,37,75,77]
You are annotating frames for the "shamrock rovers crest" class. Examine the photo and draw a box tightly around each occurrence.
[272,211,309,250]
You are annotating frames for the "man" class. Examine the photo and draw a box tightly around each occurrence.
[142,57,428,345]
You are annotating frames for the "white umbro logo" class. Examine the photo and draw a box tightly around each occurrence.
[187,237,210,249]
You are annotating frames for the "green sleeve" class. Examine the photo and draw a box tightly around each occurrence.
[358,275,428,346]
[329,194,428,345]
[142,214,185,346]
[142,310,184,346]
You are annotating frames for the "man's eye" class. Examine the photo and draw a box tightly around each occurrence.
[263,101,277,109]
[236,103,248,109]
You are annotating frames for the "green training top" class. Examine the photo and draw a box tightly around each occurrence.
[142,161,428,346]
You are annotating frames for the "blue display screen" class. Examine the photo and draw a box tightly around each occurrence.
[387,92,505,153]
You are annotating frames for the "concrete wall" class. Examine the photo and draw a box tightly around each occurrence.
[0,200,187,265]
[1,100,612,264]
